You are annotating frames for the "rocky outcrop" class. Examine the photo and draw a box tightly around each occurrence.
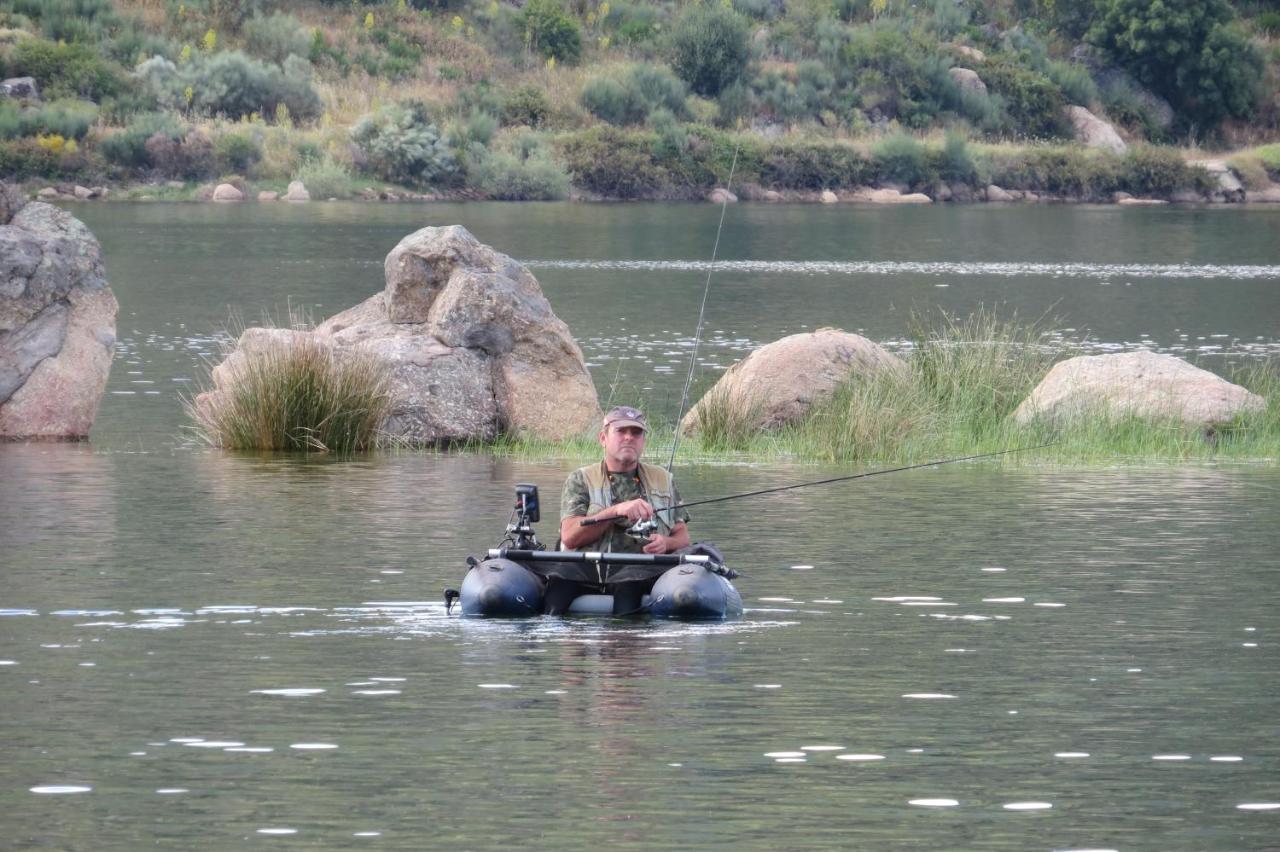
[211,183,244,202]
[1014,351,1264,429]
[1190,159,1245,203]
[948,67,987,97]
[283,180,311,202]
[820,190,838,204]
[1064,106,1126,155]
[197,225,600,444]
[1,77,39,100]
[708,187,737,204]
[683,329,903,433]
[952,45,986,64]
[850,187,932,204]
[0,196,117,440]
[985,184,1016,202]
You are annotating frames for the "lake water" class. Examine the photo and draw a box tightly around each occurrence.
[2,202,1279,849]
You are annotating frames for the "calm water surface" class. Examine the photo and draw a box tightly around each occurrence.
[2,203,1279,849]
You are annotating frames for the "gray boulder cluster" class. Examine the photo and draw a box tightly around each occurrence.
[0,186,118,440]
[199,225,601,444]
[683,330,1264,436]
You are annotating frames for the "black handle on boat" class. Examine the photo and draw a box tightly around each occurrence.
[581,444,1055,526]
[490,548,712,566]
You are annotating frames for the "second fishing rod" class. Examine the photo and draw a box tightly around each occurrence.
[580,444,1056,534]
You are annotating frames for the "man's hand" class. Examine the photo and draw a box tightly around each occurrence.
[642,533,669,554]
[612,498,655,525]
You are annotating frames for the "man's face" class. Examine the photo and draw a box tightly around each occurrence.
[600,424,646,470]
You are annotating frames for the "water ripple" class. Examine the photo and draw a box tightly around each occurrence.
[525,259,1280,280]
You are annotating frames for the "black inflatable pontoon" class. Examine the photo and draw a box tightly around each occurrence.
[452,484,742,620]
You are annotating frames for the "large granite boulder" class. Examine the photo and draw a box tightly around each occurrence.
[197,225,600,444]
[683,329,903,433]
[948,67,987,97]
[1014,351,1264,429]
[1064,105,1126,155]
[0,196,117,439]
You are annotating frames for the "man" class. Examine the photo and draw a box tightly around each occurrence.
[552,405,691,615]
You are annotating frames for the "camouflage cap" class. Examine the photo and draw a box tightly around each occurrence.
[602,405,648,432]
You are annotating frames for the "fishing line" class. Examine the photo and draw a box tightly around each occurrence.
[583,444,1056,526]
[665,140,741,473]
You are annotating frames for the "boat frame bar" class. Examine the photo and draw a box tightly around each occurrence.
[489,549,712,567]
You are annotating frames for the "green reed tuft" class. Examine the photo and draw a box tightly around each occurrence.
[189,330,392,453]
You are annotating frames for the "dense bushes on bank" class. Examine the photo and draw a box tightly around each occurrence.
[0,0,1273,197]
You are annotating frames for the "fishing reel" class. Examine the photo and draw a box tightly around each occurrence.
[624,518,659,543]
[502,483,544,551]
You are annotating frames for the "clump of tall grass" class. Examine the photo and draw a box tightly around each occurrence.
[686,383,768,453]
[189,328,392,453]
[787,309,1071,462]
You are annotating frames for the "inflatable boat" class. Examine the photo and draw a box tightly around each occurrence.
[450,484,742,620]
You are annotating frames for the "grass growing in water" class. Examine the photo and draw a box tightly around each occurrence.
[190,329,392,453]
[786,310,1069,463]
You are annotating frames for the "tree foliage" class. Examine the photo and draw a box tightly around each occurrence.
[667,3,751,98]
[1089,0,1263,130]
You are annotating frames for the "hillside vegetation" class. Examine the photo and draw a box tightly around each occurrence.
[0,0,1277,199]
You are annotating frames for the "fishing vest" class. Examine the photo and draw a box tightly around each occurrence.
[580,461,678,548]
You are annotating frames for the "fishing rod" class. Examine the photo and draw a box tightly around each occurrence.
[665,141,741,473]
[581,444,1056,528]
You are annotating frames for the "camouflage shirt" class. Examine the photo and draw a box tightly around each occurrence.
[560,467,690,554]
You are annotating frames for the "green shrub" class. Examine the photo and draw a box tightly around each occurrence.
[0,137,72,179]
[604,1,660,46]
[144,128,216,180]
[191,52,322,122]
[997,147,1117,199]
[470,146,570,200]
[580,64,687,126]
[558,126,665,197]
[190,329,392,453]
[759,141,869,190]
[982,59,1068,139]
[753,61,836,126]
[668,3,751,97]
[1045,59,1098,106]
[446,111,497,149]
[500,85,551,128]
[1116,145,1204,196]
[1,0,120,43]
[214,131,262,173]
[871,132,935,188]
[840,22,955,128]
[1256,144,1280,180]
[4,37,126,101]
[518,0,583,64]
[1098,72,1167,140]
[96,111,185,169]
[1257,12,1280,35]
[135,52,321,122]
[0,99,98,141]
[350,103,457,186]
[243,12,311,64]
[1090,0,1263,130]
[291,153,357,198]
[937,129,977,184]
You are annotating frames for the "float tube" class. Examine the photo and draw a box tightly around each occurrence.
[458,550,742,620]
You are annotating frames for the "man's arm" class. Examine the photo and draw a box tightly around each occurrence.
[560,498,655,550]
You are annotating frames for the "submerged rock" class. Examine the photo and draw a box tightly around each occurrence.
[1014,351,1264,429]
[0,196,117,440]
[198,225,600,445]
[683,329,903,433]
